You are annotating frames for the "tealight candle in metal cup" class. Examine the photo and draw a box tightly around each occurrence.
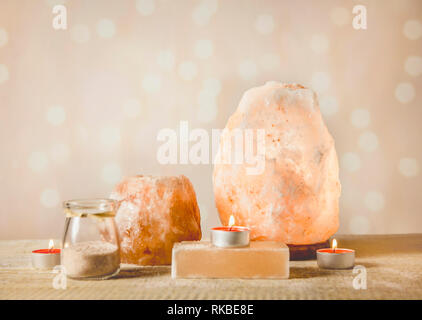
[316,239,355,269]
[211,226,250,248]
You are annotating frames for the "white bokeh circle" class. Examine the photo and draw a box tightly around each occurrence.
[398,157,419,177]
[238,60,258,80]
[142,73,161,93]
[28,152,49,173]
[194,39,214,59]
[136,0,155,16]
[70,24,90,43]
[101,163,122,185]
[46,106,66,126]
[310,34,329,54]
[50,143,70,164]
[40,189,60,208]
[0,64,9,84]
[96,19,116,39]
[349,215,370,234]
[350,108,371,128]
[178,61,198,81]
[364,191,385,212]
[123,98,142,118]
[192,0,218,26]
[319,96,339,117]
[358,131,379,152]
[156,50,175,71]
[0,28,8,47]
[403,19,422,40]
[255,14,274,35]
[203,77,221,95]
[395,82,415,104]
[100,127,121,148]
[404,56,422,77]
[311,72,331,93]
[341,152,361,173]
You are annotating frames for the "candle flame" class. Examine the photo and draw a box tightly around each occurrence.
[228,215,235,228]
[332,239,337,251]
[49,239,55,250]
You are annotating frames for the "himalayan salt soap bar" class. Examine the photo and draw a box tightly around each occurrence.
[172,241,289,279]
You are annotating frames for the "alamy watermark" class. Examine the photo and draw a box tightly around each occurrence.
[156,121,266,175]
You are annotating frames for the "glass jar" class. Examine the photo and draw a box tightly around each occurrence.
[62,199,120,280]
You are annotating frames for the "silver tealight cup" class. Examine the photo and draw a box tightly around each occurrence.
[211,226,250,248]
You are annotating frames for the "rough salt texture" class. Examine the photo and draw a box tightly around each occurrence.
[213,82,341,245]
[111,175,202,265]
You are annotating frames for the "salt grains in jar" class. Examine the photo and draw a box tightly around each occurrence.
[62,199,121,280]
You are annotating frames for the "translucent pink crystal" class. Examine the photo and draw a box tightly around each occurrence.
[213,82,341,245]
[111,175,202,265]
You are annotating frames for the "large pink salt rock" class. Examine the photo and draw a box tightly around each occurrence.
[213,82,341,245]
[111,175,202,265]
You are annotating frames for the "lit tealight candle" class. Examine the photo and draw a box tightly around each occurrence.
[316,239,355,269]
[211,215,250,248]
[31,240,61,270]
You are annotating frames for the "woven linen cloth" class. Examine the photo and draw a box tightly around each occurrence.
[0,234,421,300]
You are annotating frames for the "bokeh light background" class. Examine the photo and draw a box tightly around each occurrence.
[0,0,421,239]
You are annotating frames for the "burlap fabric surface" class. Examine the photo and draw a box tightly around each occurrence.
[1,234,421,299]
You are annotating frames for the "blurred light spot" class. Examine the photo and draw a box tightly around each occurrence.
[364,191,385,212]
[136,0,155,16]
[0,64,9,84]
[358,131,379,152]
[403,19,422,40]
[341,152,361,173]
[260,53,280,70]
[310,34,329,54]
[311,71,331,93]
[46,106,66,126]
[404,56,422,77]
[101,163,122,185]
[28,152,49,173]
[40,189,60,208]
[349,215,370,234]
[255,14,274,34]
[203,77,221,95]
[350,108,370,128]
[70,24,90,43]
[96,19,116,39]
[50,143,70,164]
[197,93,218,123]
[395,82,415,104]
[142,73,161,93]
[100,127,121,148]
[330,7,350,26]
[194,39,214,59]
[192,0,218,26]
[238,59,257,80]
[156,50,175,71]
[319,96,339,117]
[178,61,198,81]
[123,98,142,118]
[45,0,66,6]
[399,157,419,177]
[0,28,8,47]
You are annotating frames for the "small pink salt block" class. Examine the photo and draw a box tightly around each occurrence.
[172,241,289,279]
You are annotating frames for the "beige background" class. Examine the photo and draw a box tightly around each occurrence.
[0,0,421,240]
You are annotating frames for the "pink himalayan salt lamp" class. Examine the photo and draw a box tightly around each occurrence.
[111,175,202,265]
[213,82,341,246]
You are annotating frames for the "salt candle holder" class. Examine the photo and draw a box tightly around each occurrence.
[31,240,61,270]
[317,239,355,269]
[211,215,250,248]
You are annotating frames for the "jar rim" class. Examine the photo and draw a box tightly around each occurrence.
[63,198,116,216]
